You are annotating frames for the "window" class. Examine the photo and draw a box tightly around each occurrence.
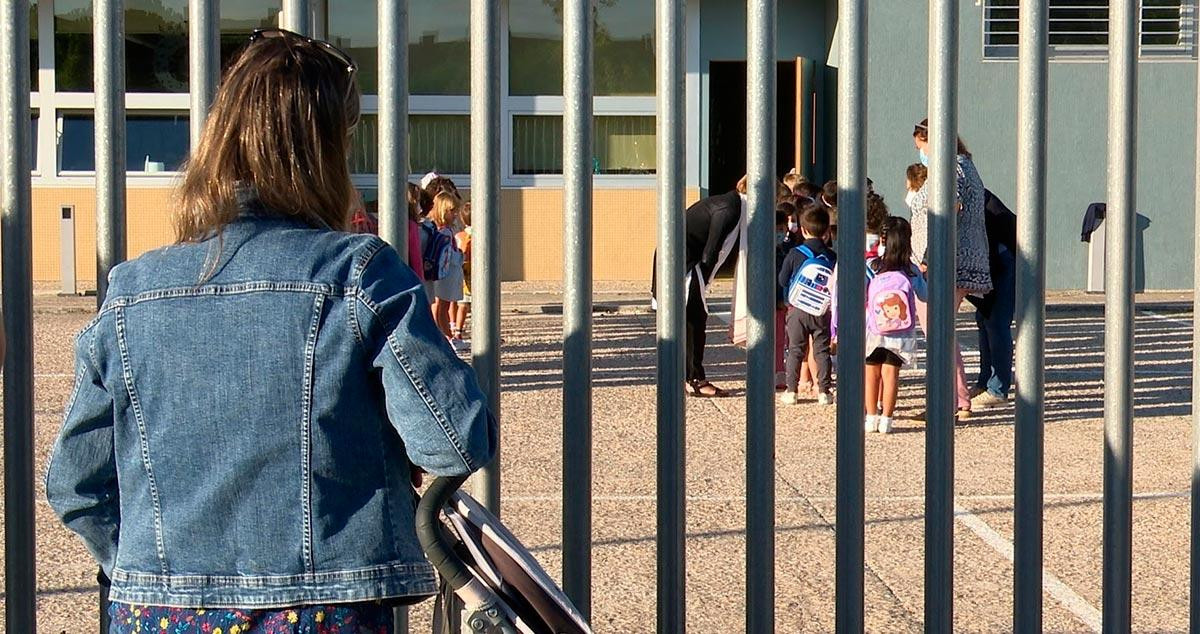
[30,1,38,91]
[983,0,1191,58]
[55,0,191,92]
[410,114,471,174]
[58,113,190,173]
[31,113,39,169]
[220,2,281,69]
[513,115,655,175]
[349,114,471,175]
[127,0,189,92]
[328,5,379,94]
[55,0,92,91]
[328,0,471,96]
[408,0,470,95]
[508,0,655,96]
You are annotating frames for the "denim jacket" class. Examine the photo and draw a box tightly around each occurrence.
[45,207,498,609]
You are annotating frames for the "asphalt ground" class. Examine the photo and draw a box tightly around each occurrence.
[2,285,1194,633]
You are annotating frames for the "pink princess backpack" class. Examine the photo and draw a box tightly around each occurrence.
[866,268,916,336]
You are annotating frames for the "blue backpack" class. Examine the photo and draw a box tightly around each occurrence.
[786,245,835,316]
[420,222,455,281]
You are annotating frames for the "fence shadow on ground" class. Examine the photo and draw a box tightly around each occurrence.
[497,306,1194,424]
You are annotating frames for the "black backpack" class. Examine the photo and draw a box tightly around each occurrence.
[982,189,1017,261]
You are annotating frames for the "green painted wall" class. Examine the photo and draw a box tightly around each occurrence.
[864,2,1198,290]
[697,0,1198,289]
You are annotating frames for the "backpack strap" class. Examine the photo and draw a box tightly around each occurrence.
[796,244,815,260]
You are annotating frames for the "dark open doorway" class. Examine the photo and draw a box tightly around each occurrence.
[708,60,798,195]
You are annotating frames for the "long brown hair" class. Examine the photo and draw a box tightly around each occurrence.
[912,118,971,159]
[175,31,361,242]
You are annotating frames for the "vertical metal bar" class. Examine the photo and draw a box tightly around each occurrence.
[1192,19,1200,632]
[380,9,411,632]
[0,1,37,631]
[1103,1,1137,631]
[925,0,958,630]
[95,0,126,306]
[1013,0,1048,631]
[745,1,776,632]
[835,0,867,630]
[282,0,312,36]
[188,0,219,151]
[562,0,594,619]
[471,0,502,514]
[95,1,127,624]
[656,0,686,631]
[379,0,410,263]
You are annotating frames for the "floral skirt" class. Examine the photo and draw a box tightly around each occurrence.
[108,601,393,634]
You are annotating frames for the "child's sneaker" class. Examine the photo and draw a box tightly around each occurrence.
[864,415,879,433]
[816,392,833,406]
[877,416,894,434]
[780,391,798,405]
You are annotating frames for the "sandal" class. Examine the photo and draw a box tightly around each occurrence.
[685,379,727,398]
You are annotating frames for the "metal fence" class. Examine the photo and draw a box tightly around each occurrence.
[0,0,1178,632]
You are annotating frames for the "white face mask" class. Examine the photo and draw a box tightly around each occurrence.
[788,221,799,234]
[877,244,887,257]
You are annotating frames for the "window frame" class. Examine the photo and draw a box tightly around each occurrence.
[32,0,659,189]
[54,109,191,183]
[981,0,1197,61]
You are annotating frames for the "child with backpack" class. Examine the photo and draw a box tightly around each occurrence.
[777,205,837,405]
[452,201,473,349]
[775,202,799,389]
[427,192,467,349]
[864,216,927,434]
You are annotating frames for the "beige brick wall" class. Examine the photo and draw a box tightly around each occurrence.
[30,186,700,283]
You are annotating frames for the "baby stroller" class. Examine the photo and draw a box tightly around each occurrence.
[417,476,593,634]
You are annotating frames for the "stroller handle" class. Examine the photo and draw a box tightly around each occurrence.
[415,475,476,591]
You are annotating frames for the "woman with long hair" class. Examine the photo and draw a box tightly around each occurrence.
[908,118,993,420]
[46,29,496,632]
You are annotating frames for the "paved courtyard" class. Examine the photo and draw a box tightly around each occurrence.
[2,283,1195,632]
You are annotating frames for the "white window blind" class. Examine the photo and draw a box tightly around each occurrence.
[983,0,1193,58]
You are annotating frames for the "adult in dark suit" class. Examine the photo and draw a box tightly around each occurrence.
[653,179,747,398]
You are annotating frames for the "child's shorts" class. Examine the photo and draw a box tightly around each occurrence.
[865,348,904,367]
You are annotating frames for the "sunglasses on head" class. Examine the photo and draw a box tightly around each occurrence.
[249,28,361,131]
[249,28,358,76]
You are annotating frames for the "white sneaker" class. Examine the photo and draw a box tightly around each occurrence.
[877,416,894,434]
[780,391,798,405]
[817,392,833,406]
[864,415,879,433]
[971,391,1008,410]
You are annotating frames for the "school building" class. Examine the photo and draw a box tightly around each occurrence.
[22,0,1198,289]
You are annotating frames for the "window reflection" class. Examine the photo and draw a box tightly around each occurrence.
[508,0,654,96]
[30,1,38,90]
[326,0,470,96]
[127,0,189,92]
[328,6,379,94]
[409,0,470,95]
[220,1,281,70]
[54,0,92,91]
[55,0,192,92]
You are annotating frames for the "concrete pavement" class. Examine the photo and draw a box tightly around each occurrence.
[4,284,1195,632]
